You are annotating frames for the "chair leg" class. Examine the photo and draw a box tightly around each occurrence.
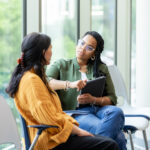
[142,130,149,150]
[128,130,134,150]
[29,134,39,150]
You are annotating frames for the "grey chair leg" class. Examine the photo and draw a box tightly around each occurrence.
[128,130,134,150]
[29,134,39,150]
[142,130,149,150]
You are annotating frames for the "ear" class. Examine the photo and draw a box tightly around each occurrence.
[43,49,45,55]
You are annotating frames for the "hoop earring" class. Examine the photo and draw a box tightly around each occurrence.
[91,55,95,61]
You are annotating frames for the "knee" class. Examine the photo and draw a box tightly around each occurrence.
[102,106,125,126]
[111,106,125,122]
[112,106,124,118]
[102,106,124,117]
[112,107,125,129]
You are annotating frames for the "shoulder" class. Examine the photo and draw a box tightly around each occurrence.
[99,63,109,73]
[24,71,40,79]
[22,71,43,85]
[18,71,46,96]
[51,58,75,68]
[55,58,74,64]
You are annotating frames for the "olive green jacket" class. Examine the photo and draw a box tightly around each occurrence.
[46,58,117,110]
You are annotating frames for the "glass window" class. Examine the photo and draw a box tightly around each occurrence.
[42,0,77,62]
[131,0,136,105]
[91,0,116,65]
[0,0,22,148]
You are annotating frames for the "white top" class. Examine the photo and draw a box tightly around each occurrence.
[81,72,88,80]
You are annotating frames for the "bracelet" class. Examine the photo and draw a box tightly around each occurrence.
[66,81,71,89]
[65,80,70,90]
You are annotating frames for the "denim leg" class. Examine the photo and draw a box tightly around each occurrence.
[94,106,124,138]
[115,131,127,150]
[75,106,127,150]
[94,105,126,150]
[75,107,100,134]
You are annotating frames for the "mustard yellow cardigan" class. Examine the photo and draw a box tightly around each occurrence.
[15,70,78,150]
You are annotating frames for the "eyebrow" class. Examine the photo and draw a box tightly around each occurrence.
[82,40,95,48]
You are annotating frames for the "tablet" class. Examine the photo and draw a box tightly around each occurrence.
[64,110,89,116]
[80,76,106,97]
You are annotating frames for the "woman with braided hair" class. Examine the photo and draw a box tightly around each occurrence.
[47,31,127,150]
[6,32,119,150]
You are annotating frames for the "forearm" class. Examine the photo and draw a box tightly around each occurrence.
[49,79,87,91]
[93,96,112,106]
[49,79,69,90]
[71,124,93,136]
[71,124,82,135]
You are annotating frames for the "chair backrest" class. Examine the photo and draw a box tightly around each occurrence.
[19,115,31,150]
[0,95,21,149]
[108,65,129,106]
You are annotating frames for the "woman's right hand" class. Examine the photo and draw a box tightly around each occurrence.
[77,128,94,137]
[72,125,94,137]
[70,80,87,91]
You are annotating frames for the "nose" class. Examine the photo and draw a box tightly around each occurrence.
[80,44,86,51]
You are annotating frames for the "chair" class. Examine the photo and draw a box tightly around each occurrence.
[108,65,150,150]
[0,95,21,149]
[20,115,58,150]
[0,95,58,150]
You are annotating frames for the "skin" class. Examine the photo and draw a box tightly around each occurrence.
[76,35,97,66]
[68,35,97,91]
[75,35,112,106]
[49,34,112,106]
[45,43,93,137]
[44,44,52,65]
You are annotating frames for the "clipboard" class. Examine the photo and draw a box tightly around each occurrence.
[80,76,106,97]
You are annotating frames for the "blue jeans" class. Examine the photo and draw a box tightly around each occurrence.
[74,105,127,150]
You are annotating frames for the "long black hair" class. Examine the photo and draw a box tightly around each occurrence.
[6,32,53,98]
[83,31,104,77]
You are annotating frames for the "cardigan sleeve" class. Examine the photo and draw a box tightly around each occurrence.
[24,74,78,143]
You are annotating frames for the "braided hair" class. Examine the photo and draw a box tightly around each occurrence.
[83,31,104,77]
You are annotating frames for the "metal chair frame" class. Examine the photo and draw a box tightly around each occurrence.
[0,95,58,150]
[108,65,150,150]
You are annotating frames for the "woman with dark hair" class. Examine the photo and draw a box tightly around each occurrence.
[6,32,119,150]
[47,31,127,150]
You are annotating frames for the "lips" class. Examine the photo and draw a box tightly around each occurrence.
[77,51,84,56]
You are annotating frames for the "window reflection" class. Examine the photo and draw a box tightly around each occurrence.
[42,0,77,62]
[131,0,136,105]
[92,0,116,65]
[0,0,22,149]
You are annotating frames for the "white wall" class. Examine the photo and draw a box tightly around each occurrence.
[117,0,131,100]
[136,0,150,107]
[26,0,41,33]
[79,0,91,37]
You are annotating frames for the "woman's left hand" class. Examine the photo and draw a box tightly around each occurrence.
[77,93,95,104]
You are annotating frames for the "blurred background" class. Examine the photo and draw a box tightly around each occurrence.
[0,0,150,149]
